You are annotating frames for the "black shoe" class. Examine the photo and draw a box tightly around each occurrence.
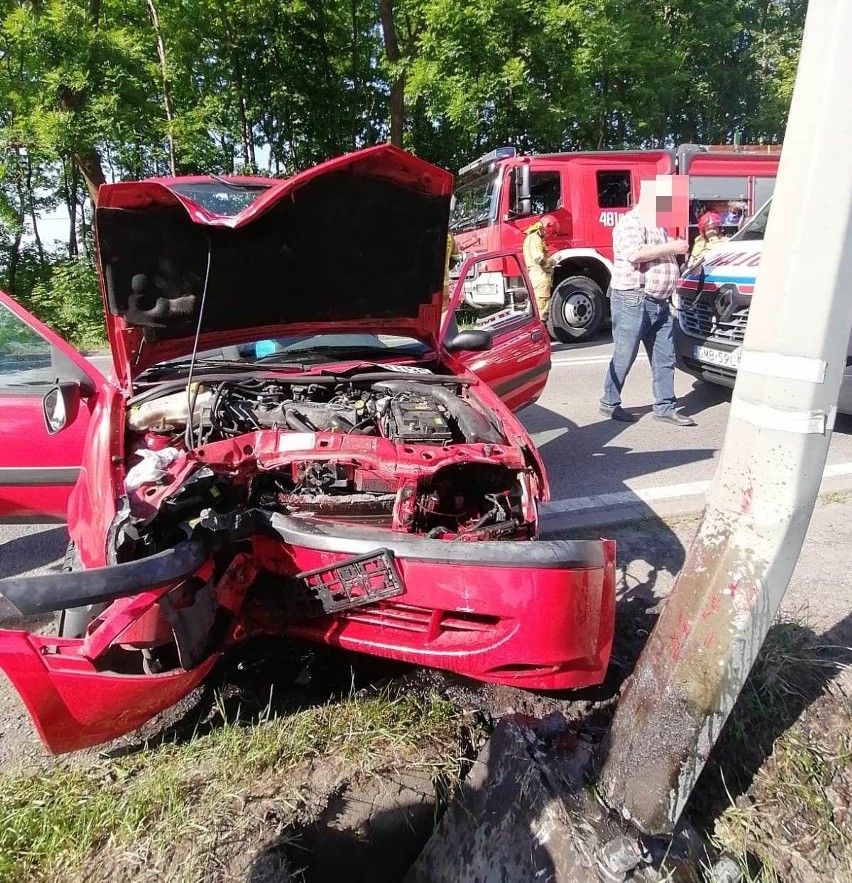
[599,405,635,423]
[653,411,696,427]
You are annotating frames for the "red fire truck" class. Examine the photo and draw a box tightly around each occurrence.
[449,144,780,343]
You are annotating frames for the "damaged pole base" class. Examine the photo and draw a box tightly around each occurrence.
[407,714,734,883]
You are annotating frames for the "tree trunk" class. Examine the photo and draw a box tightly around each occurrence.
[10,147,27,293]
[217,1,254,170]
[79,193,91,260]
[595,108,607,150]
[234,64,253,169]
[67,160,79,257]
[74,149,107,206]
[595,74,609,149]
[145,0,176,175]
[7,233,22,297]
[24,152,45,264]
[379,0,404,147]
[350,0,359,150]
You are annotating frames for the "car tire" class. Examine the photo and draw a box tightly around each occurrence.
[57,542,106,639]
[547,275,605,343]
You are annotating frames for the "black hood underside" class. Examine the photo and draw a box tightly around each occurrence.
[97,172,449,342]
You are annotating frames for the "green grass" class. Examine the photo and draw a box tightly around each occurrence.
[709,616,852,880]
[0,687,466,882]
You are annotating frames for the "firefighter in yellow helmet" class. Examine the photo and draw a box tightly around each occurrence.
[442,231,461,317]
[523,215,557,320]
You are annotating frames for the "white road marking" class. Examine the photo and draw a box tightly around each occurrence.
[531,428,570,446]
[550,353,647,367]
[542,461,852,516]
[823,462,852,477]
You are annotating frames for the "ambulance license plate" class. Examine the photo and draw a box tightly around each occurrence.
[692,344,741,369]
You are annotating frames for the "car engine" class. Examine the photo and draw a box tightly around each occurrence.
[122,374,536,547]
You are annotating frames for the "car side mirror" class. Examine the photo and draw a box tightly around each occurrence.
[43,381,80,435]
[445,330,493,353]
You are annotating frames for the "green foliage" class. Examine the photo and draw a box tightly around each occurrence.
[26,259,105,348]
[0,0,804,180]
[0,0,805,344]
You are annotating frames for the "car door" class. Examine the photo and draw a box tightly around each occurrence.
[0,292,104,521]
[442,250,550,412]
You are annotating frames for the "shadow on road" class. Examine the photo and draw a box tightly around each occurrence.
[0,526,66,581]
[521,380,726,498]
[549,328,614,355]
[519,390,703,691]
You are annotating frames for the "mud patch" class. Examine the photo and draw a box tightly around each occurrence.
[253,765,441,883]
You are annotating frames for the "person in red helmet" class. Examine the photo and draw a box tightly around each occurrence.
[688,211,726,267]
[523,214,558,320]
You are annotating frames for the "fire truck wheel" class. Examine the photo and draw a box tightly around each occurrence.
[547,276,604,342]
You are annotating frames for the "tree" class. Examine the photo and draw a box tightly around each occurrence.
[0,0,805,345]
[379,0,404,147]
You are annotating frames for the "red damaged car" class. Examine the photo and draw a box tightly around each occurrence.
[0,145,615,754]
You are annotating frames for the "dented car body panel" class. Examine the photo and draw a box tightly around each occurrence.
[97,146,454,386]
[0,145,615,753]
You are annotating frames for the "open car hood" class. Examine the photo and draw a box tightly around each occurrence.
[95,145,453,386]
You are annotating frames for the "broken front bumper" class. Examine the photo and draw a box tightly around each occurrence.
[0,512,615,753]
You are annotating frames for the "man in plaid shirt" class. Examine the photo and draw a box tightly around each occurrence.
[599,180,696,426]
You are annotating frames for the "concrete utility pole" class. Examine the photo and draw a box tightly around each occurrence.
[598,0,852,835]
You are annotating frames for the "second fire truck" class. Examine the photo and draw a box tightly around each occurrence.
[449,144,780,343]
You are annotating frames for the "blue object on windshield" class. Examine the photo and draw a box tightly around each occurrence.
[254,340,276,358]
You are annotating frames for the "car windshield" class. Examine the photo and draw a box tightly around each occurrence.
[451,171,501,233]
[733,199,771,241]
[168,180,272,216]
[157,333,430,369]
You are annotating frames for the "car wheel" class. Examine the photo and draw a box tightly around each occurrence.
[57,542,106,639]
[547,275,605,343]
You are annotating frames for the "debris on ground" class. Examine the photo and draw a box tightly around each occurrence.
[0,504,850,880]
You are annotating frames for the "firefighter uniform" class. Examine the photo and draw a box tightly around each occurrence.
[523,222,554,320]
[442,232,461,315]
[687,211,727,268]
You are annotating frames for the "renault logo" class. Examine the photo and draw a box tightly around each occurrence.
[714,285,737,323]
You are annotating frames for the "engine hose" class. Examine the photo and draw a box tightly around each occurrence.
[371,380,503,445]
[349,417,376,435]
[426,526,451,539]
[285,409,316,432]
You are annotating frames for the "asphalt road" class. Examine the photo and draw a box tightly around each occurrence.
[3,339,852,585]
[528,335,852,503]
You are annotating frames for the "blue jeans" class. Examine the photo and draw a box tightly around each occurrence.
[600,290,676,417]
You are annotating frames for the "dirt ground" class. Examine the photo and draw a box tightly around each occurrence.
[0,496,849,880]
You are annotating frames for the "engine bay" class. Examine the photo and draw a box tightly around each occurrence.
[121,373,539,551]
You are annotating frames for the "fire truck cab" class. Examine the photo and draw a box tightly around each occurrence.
[449,145,780,343]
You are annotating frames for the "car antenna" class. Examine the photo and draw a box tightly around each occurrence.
[184,234,213,450]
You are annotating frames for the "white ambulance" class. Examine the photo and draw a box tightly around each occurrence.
[674,198,852,414]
